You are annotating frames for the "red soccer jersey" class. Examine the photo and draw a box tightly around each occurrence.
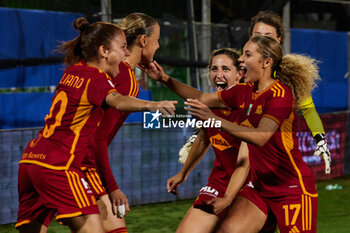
[218,80,317,198]
[82,61,139,193]
[19,60,116,170]
[205,108,242,190]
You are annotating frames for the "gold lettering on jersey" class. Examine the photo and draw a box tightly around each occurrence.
[240,103,245,109]
[21,152,46,160]
[255,105,263,114]
[210,134,233,151]
[60,73,85,89]
[240,119,254,128]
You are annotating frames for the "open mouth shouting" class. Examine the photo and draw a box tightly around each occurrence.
[215,80,228,91]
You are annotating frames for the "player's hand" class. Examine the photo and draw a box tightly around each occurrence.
[137,61,169,83]
[108,189,130,218]
[167,172,186,195]
[151,100,177,116]
[313,133,331,174]
[206,196,231,215]
[184,99,215,121]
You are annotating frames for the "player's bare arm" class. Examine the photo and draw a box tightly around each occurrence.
[167,129,210,195]
[206,142,250,214]
[105,92,177,116]
[139,61,226,108]
[185,99,278,147]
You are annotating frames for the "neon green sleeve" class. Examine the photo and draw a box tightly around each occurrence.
[300,96,325,137]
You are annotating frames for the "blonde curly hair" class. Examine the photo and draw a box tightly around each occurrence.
[277,54,320,108]
[251,36,320,109]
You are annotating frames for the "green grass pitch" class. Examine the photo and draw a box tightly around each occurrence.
[1,176,349,233]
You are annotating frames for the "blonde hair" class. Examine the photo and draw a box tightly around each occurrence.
[277,54,320,108]
[118,12,157,48]
[250,35,320,108]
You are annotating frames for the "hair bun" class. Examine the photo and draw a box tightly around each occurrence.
[74,17,89,32]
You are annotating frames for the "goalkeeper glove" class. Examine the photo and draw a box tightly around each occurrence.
[313,133,331,174]
[178,128,200,164]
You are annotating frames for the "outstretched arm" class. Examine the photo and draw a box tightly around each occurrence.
[105,91,177,116]
[206,142,250,214]
[185,99,278,147]
[138,61,225,108]
[167,129,211,195]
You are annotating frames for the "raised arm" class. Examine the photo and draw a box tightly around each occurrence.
[167,129,211,195]
[139,61,225,108]
[206,142,250,214]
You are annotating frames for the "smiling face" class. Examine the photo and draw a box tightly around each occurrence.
[105,32,129,77]
[251,22,281,44]
[140,23,160,65]
[238,40,265,83]
[209,54,241,91]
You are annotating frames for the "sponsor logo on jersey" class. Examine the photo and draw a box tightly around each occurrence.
[209,134,233,151]
[199,186,219,197]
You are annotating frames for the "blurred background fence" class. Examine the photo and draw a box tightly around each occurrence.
[1,0,350,225]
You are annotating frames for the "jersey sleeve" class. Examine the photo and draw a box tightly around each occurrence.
[88,73,117,107]
[263,90,293,126]
[300,96,325,136]
[217,84,247,109]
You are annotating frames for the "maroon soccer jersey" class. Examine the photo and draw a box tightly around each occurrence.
[19,60,116,170]
[82,61,139,193]
[218,80,317,198]
[205,108,242,189]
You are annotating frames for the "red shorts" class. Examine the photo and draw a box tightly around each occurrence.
[81,167,107,199]
[193,182,227,218]
[266,194,318,233]
[16,164,99,229]
[238,184,318,233]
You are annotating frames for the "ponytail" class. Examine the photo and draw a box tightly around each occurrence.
[58,17,123,66]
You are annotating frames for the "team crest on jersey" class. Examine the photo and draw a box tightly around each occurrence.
[209,134,233,151]
[220,109,231,116]
[255,105,263,114]
[240,119,254,128]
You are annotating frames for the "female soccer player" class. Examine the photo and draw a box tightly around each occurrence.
[16,17,176,233]
[165,48,251,233]
[249,11,331,174]
[81,12,161,233]
[144,36,319,233]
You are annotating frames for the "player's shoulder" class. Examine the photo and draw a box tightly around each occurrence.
[119,61,132,75]
[268,80,292,99]
[66,60,109,81]
[225,82,253,93]
[115,61,133,80]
